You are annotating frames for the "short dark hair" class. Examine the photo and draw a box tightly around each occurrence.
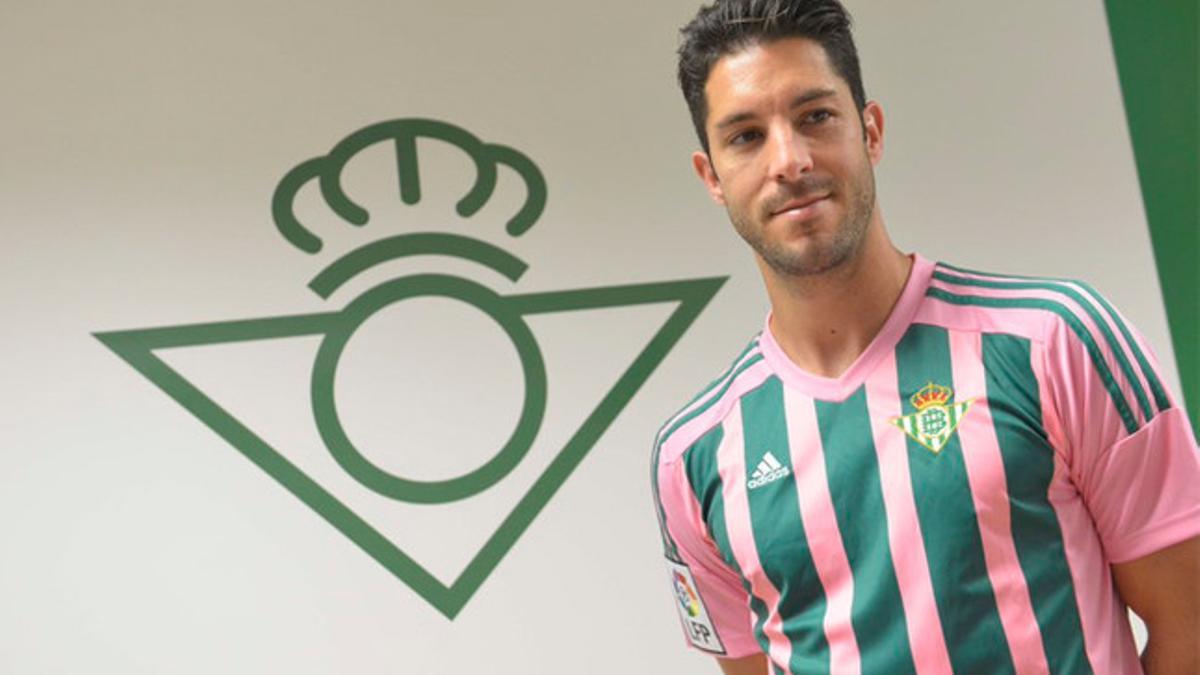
[677,0,867,154]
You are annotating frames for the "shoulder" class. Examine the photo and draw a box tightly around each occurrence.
[651,333,772,470]
[924,260,1126,344]
[926,260,1170,434]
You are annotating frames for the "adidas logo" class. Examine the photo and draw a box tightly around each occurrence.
[747,452,791,490]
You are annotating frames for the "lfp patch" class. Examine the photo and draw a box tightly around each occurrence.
[666,559,725,654]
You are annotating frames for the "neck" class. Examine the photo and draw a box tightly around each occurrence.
[760,214,911,379]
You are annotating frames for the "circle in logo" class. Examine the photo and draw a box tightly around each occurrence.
[312,273,547,504]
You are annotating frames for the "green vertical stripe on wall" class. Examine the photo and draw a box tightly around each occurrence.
[1103,0,1199,432]
[815,387,916,674]
[982,334,1092,674]
[741,377,830,674]
[895,324,1014,673]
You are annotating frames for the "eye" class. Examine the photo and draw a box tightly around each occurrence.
[803,109,834,125]
[728,129,763,147]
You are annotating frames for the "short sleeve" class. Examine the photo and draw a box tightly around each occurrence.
[1042,304,1200,563]
[654,454,760,658]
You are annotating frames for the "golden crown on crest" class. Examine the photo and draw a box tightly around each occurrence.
[910,382,953,410]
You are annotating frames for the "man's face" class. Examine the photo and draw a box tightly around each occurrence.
[692,37,884,278]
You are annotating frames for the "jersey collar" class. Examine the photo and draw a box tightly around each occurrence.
[759,253,934,402]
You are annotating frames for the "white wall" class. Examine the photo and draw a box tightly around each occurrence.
[2,1,1168,672]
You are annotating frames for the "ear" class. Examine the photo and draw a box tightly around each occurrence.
[691,150,726,205]
[862,100,885,166]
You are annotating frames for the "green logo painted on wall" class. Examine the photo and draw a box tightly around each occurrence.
[94,118,724,618]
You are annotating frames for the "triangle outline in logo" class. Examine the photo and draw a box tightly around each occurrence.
[95,276,724,619]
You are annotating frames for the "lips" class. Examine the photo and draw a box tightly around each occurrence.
[769,194,829,218]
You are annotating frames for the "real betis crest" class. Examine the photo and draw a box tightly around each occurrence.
[891,382,973,454]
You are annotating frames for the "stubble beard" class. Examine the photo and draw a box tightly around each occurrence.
[730,154,877,278]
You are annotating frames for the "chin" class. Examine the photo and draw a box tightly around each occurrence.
[760,238,859,277]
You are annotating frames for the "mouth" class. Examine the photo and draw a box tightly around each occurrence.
[769,194,829,220]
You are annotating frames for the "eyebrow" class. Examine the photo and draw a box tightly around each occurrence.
[713,88,839,131]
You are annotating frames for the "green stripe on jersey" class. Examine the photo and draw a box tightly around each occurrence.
[682,426,775,658]
[815,387,916,674]
[938,262,1170,414]
[926,287,1140,434]
[982,333,1092,673]
[742,377,831,674]
[895,324,1015,673]
[934,269,1158,421]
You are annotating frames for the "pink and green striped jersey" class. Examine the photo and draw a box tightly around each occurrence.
[652,254,1200,674]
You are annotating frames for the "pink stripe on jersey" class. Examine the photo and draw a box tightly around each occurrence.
[781,385,862,675]
[718,404,794,673]
[1031,341,1142,672]
[914,299,1049,344]
[938,267,1158,415]
[1043,472,1142,671]
[864,352,955,675]
[658,359,774,466]
[929,276,1149,428]
[659,463,761,657]
[1029,340,1068,462]
[655,343,762,448]
[947,329,1050,675]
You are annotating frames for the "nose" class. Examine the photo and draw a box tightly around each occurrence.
[766,124,814,183]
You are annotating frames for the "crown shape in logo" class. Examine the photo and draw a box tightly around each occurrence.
[911,382,953,410]
[265,119,551,302]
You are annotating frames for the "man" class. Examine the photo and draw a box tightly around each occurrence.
[650,1,1200,673]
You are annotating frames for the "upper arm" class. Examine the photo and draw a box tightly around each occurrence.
[1112,535,1200,628]
[720,653,768,672]
[717,652,769,675]
[1112,535,1200,673]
